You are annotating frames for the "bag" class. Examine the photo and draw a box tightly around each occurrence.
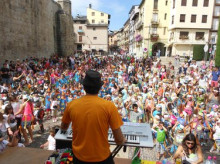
[0,130,2,138]
[10,119,16,124]
[182,160,191,164]
[37,108,45,119]
[31,116,36,125]
[157,130,166,143]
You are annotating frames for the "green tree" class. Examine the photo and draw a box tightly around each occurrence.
[215,18,220,67]
[193,45,205,61]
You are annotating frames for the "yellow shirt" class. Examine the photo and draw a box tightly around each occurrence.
[62,95,123,162]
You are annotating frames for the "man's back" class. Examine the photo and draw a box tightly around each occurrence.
[62,95,123,162]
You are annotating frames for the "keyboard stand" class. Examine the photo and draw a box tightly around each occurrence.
[111,145,123,158]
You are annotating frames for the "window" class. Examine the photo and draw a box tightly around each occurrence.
[195,32,205,40]
[154,0,158,9]
[101,13,104,16]
[164,13,167,20]
[79,36,82,42]
[101,20,104,23]
[180,14,185,22]
[172,15,174,24]
[202,15,207,23]
[93,37,97,40]
[212,19,219,30]
[153,13,158,21]
[181,0,187,6]
[191,15,196,23]
[211,36,216,44]
[79,26,82,30]
[173,0,176,8]
[165,0,168,6]
[163,27,166,35]
[152,27,157,34]
[192,0,198,6]
[203,0,209,7]
[93,27,96,31]
[92,12,95,16]
[179,31,189,39]
[92,19,95,23]
[214,6,220,16]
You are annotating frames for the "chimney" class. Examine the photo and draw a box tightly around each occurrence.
[89,4,92,8]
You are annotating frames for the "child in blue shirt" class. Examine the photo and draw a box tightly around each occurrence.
[44,92,51,120]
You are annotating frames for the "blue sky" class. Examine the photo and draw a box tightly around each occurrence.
[70,0,142,31]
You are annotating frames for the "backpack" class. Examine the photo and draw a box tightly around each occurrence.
[37,108,45,119]
[157,129,166,143]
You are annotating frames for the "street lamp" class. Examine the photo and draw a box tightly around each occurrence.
[204,42,209,62]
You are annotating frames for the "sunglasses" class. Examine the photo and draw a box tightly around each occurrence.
[186,142,194,146]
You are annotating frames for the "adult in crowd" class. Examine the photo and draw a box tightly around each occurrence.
[173,133,203,164]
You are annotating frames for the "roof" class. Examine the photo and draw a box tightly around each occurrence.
[73,16,87,21]
[123,18,130,26]
[139,0,145,8]
[87,8,110,16]
[129,5,139,14]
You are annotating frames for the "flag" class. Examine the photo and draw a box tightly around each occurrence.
[132,147,141,164]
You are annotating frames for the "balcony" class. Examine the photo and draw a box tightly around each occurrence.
[78,29,84,34]
[136,21,143,30]
[195,36,205,40]
[151,34,159,42]
[135,35,143,42]
[179,35,189,40]
[151,19,159,27]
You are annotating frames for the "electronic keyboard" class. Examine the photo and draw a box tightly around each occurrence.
[54,122,154,149]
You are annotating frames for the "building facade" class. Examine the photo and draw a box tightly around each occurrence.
[140,0,170,57]
[0,0,75,61]
[123,19,130,54]
[86,6,110,53]
[168,0,214,57]
[73,16,87,52]
[209,0,220,56]
[128,6,139,55]
[73,5,110,54]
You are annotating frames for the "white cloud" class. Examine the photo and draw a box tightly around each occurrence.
[69,0,102,16]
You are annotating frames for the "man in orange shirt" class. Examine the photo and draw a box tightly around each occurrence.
[61,70,126,163]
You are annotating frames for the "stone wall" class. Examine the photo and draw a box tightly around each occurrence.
[0,0,74,62]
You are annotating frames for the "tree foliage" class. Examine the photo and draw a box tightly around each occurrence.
[193,45,205,61]
[215,18,220,67]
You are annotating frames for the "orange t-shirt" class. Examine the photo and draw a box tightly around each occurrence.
[62,95,123,162]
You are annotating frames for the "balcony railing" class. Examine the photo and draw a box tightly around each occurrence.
[136,21,143,30]
[151,34,159,42]
[135,35,143,42]
[151,19,159,27]
[179,35,189,40]
[78,29,84,34]
[195,36,205,40]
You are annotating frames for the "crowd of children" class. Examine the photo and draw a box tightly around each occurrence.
[0,54,219,161]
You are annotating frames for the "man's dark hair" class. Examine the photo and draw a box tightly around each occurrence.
[83,85,101,95]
